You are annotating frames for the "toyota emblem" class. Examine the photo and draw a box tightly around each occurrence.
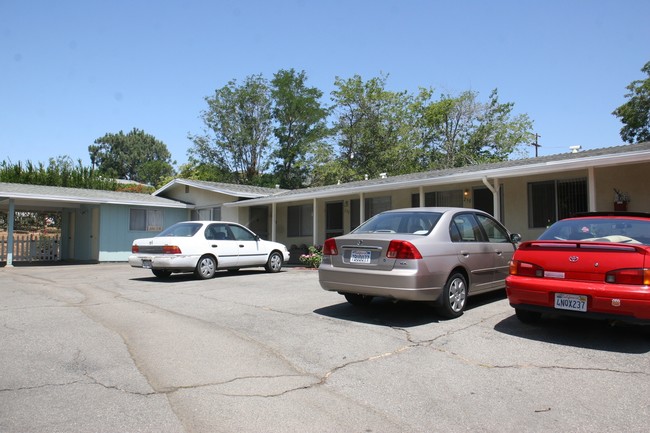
[569,256,579,262]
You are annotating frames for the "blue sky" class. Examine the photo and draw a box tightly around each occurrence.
[1,0,649,169]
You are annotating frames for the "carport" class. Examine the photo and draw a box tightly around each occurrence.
[0,182,190,266]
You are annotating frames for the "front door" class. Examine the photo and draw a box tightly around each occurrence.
[326,202,344,238]
[249,206,269,239]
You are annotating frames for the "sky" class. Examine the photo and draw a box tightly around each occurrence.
[1,0,649,170]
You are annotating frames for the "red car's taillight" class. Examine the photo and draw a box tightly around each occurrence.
[323,238,338,256]
[132,245,139,253]
[605,268,650,285]
[509,260,544,277]
[162,245,182,254]
[386,240,422,260]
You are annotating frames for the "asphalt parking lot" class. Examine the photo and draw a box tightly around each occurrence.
[1,263,649,433]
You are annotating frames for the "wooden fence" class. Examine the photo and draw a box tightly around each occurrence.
[0,233,61,263]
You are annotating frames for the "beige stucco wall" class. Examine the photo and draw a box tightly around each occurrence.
[157,159,650,249]
[593,163,649,213]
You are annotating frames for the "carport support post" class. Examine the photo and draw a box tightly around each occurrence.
[271,202,277,242]
[312,198,317,246]
[6,199,15,267]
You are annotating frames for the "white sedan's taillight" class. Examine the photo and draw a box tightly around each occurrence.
[162,245,182,254]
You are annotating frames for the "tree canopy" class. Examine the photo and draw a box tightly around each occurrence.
[270,69,330,189]
[0,156,117,190]
[187,71,534,188]
[188,75,273,185]
[89,128,174,186]
[613,60,650,144]
[4,70,537,192]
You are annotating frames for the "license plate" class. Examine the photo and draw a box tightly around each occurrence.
[142,259,152,269]
[554,293,587,312]
[350,250,372,264]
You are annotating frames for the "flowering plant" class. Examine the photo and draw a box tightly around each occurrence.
[614,188,630,203]
[299,245,323,268]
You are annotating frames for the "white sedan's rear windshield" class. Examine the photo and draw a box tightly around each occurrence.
[352,212,442,235]
[540,218,650,245]
[157,223,202,237]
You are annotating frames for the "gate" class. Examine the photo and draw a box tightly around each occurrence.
[0,233,61,263]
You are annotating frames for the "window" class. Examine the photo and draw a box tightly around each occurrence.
[475,214,510,242]
[287,204,313,237]
[191,207,221,220]
[352,211,442,235]
[411,190,463,207]
[130,209,163,231]
[350,196,392,228]
[204,223,229,240]
[450,213,483,242]
[528,178,587,228]
[228,224,257,241]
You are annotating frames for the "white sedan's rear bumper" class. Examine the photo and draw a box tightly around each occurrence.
[128,254,200,272]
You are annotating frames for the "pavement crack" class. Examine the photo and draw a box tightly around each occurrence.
[0,380,86,393]
[321,344,414,384]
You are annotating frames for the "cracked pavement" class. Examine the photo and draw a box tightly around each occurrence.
[1,263,649,432]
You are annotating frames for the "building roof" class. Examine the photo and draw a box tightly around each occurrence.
[0,182,189,211]
[3,142,647,212]
[224,142,650,207]
[154,178,287,199]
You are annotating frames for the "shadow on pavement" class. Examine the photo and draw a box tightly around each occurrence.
[314,290,507,328]
[494,313,650,354]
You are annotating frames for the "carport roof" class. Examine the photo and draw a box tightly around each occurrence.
[0,182,190,211]
[224,141,650,206]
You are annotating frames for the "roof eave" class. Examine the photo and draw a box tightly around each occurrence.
[224,150,650,207]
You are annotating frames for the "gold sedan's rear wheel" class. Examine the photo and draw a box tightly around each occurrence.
[344,293,373,306]
[437,273,467,319]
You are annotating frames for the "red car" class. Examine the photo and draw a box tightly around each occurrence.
[506,212,650,325]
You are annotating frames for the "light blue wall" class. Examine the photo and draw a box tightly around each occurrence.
[98,204,189,262]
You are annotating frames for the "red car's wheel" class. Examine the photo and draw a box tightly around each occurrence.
[515,308,542,324]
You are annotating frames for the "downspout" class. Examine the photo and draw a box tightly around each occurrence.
[6,199,15,267]
[482,176,501,221]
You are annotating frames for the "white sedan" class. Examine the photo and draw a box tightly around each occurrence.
[128,221,290,279]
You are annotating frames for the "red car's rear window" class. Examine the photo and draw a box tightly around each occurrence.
[539,217,650,245]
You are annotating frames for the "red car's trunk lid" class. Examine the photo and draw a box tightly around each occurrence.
[516,241,649,282]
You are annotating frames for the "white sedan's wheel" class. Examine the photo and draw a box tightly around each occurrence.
[195,255,217,279]
[265,251,283,273]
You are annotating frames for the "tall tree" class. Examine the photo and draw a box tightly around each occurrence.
[327,74,418,183]
[89,128,174,185]
[613,61,650,144]
[270,69,330,189]
[189,74,273,185]
[418,89,533,169]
